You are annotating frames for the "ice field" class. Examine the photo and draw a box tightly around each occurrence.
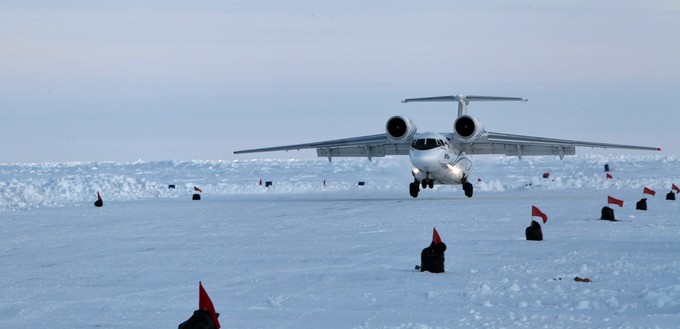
[1,155,679,328]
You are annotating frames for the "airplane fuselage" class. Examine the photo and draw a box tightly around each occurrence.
[408,132,474,197]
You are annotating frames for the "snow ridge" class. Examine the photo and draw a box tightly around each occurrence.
[0,155,678,211]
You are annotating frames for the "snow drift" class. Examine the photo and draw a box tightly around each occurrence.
[1,155,678,211]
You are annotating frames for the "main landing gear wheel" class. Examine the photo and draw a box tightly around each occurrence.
[463,182,474,198]
[409,181,420,198]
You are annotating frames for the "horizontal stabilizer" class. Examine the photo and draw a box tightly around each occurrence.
[402,94,527,116]
[402,95,527,103]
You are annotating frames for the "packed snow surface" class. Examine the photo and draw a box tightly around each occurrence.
[0,155,678,328]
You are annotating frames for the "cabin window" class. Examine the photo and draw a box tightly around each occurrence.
[411,138,440,150]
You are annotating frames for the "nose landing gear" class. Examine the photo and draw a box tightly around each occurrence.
[411,177,436,198]
[421,178,434,189]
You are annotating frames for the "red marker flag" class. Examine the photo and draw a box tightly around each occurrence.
[199,282,221,329]
[531,205,548,224]
[643,187,656,196]
[96,191,102,202]
[432,227,442,244]
[606,173,613,179]
[607,195,624,207]
[194,186,202,193]
[259,179,262,186]
[673,184,680,193]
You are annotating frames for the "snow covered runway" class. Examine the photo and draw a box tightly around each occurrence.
[1,156,679,328]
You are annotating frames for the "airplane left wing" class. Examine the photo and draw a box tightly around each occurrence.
[234,133,411,159]
[460,131,661,159]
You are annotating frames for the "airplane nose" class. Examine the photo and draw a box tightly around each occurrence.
[410,150,441,171]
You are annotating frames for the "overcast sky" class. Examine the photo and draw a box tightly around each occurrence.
[1,1,678,163]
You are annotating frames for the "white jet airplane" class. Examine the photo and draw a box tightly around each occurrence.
[234,95,661,198]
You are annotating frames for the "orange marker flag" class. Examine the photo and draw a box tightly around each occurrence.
[94,191,103,207]
[199,282,221,329]
[607,195,624,207]
[432,227,442,244]
[531,205,548,223]
[643,187,656,196]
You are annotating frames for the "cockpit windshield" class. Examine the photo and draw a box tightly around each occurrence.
[411,138,445,151]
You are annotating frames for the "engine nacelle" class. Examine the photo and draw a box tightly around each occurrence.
[454,115,485,141]
[385,116,417,141]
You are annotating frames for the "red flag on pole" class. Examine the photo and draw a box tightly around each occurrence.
[94,191,103,207]
[432,227,442,244]
[199,282,221,329]
[643,187,656,196]
[531,205,548,223]
[673,184,680,193]
[194,186,202,193]
[607,195,624,207]
[606,173,613,179]
[259,179,262,186]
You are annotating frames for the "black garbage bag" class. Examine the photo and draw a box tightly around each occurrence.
[667,192,676,201]
[525,220,543,241]
[601,206,616,221]
[636,198,647,210]
[178,310,219,329]
[420,242,446,273]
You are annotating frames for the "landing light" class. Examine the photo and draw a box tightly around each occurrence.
[447,164,462,175]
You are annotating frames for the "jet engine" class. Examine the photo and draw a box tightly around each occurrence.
[454,115,485,141]
[385,116,417,141]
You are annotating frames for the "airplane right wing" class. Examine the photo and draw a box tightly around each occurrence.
[234,133,411,159]
[459,131,661,158]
